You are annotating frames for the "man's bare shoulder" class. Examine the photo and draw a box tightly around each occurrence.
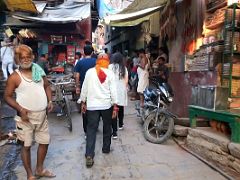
[7,71,21,84]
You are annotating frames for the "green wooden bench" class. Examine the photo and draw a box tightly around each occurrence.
[189,105,240,143]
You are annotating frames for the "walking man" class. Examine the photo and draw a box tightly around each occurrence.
[75,44,96,137]
[4,44,55,180]
[79,53,118,168]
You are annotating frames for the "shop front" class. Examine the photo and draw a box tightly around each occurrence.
[160,0,240,143]
[3,1,92,66]
[38,32,85,66]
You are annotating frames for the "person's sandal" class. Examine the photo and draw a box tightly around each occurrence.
[86,156,94,168]
[35,169,56,178]
[28,176,36,180]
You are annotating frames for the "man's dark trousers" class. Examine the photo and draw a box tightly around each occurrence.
[82,113,87,134]
[85,107,112,157]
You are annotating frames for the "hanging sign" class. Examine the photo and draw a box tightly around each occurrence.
[50,35,63,43]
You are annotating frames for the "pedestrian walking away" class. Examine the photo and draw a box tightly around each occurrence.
[0,36,15,80]
[74,44,96,137]
[78,53,118,168]
[109,52,128,139]
[4,44,55,180]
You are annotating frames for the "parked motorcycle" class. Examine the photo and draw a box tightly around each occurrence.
[137,78,176,144]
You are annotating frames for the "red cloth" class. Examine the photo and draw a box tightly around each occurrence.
[132,66,138,73]
[95,54,109,84]
[98,69,107,83]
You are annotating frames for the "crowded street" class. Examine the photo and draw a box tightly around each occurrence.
[1,0,240,179]
[1,100,227,180]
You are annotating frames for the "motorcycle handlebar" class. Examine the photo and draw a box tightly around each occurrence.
[149,77,160,87]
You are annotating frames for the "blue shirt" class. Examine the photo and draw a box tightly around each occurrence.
[74,57,96,88]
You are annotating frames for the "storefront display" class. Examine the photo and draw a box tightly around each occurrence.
[184,1,240,100]
[221,3,240,98]
[67,45,75,64]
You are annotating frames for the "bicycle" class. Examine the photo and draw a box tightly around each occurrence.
[47,74,75,132]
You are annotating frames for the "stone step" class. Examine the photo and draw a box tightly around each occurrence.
[186,127,240,176]
[173,125,189,137]
[188,127,230,152]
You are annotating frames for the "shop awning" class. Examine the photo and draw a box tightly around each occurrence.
[4,0,47,13]
[3,16,43,28]
[11,2,90,24]
[96,0,133,19]
[104,6,161,26]
[103,0,167,26]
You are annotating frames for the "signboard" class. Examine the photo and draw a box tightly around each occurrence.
[50,35,63,44]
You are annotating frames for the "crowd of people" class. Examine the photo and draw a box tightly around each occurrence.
[2,40,169,179]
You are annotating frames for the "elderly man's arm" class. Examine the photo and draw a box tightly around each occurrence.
[43,76,53,112]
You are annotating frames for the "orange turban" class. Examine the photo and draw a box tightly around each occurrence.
[95,53,110,83]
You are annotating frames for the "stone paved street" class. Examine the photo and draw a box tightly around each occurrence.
[12,101,227,180]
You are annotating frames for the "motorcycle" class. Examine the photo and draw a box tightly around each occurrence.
[137,78,176,144]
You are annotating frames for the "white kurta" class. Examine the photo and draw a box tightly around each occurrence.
[137,62,149,94]
[80,67,118,110]
[109,64,128,106]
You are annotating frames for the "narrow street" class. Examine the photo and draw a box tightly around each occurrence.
[10,100,226,180]
[1,0,240,179]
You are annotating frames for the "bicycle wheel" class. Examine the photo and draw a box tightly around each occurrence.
[63,96,72,132]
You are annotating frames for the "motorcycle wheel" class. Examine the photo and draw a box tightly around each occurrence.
[143,111,174,144]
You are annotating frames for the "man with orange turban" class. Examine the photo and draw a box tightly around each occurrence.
[78,53,118,168]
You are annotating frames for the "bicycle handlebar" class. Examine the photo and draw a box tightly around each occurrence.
[47,74,75,86]
[48,79,75,86]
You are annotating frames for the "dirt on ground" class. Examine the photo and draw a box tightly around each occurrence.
[0,100,21,180]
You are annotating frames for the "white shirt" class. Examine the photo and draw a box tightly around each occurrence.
[0,46,14,64]
[80,67,117,110]
[108,64,128,106]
